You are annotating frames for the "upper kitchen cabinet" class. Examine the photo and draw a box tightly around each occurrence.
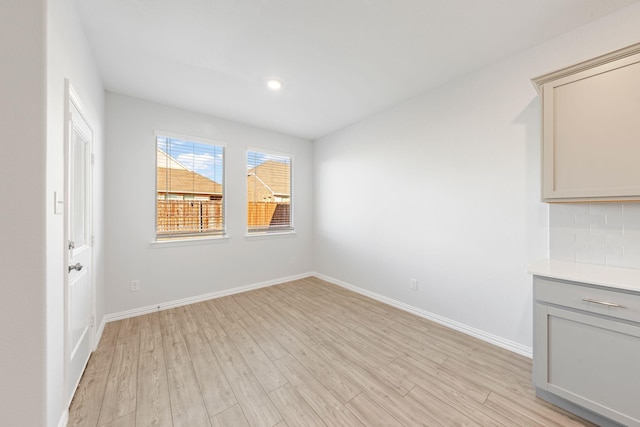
[533,43,640,202]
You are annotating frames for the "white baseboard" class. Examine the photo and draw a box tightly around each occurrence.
[103,272,314,323]
[100,270,532,358]
[95,315,106,349]
[313,272,533,358]
[57,409,69,427]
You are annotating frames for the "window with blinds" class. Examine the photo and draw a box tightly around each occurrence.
[247,150,293,233]
[156,135,225,239]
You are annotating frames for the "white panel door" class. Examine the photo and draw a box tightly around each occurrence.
[66,94,94,404]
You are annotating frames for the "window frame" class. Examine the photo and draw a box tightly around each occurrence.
[246,147,294,235]
[154,131,227,242]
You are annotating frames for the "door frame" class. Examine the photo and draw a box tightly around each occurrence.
[63,80,96,406]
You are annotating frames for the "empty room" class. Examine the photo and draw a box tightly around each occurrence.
[3,0,640,426]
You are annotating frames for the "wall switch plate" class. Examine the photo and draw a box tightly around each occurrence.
[54,191,64,215]
[409,279,418,290]
[130,280,140,292]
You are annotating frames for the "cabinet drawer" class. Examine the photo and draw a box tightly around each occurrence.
[535,277,640,324]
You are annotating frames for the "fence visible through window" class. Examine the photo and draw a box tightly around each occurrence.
[247,150,293,233]
[157,199,223,236]
[247,201,291,230]
[156,134,225,239]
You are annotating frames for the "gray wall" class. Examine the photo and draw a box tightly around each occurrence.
[0,1,47,425]
[104,93,313,316]
[0,0,104,425]
[47,0,106,424]
[313,2,640,352]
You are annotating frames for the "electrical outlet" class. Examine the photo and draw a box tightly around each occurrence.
[409,279,418,290]
[130,280,140,292]
[290,256,296,264]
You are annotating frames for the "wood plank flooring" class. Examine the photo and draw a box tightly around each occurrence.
[68,277,595,426]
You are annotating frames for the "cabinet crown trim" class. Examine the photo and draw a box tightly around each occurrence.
[532,42,640,94]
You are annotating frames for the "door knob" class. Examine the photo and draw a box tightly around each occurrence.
[68,263,83,273]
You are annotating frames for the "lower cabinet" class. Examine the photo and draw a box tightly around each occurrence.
[534,276,640,427]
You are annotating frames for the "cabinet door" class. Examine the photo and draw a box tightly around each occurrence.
[536,304,640,426]
[539,45,640,202]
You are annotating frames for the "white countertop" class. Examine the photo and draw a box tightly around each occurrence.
[528,259,640,293]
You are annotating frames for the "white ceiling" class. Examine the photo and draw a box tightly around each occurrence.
[75,0,638,140]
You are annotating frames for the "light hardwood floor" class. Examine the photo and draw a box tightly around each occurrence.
[69,277,595,426]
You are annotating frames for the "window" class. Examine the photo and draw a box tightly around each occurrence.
[247,150,293,233]
[156,135,225,239]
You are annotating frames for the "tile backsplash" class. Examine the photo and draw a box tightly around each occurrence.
[549,203,640,268]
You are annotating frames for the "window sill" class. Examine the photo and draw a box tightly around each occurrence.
[244,231,296,240]
[150,235,229,248]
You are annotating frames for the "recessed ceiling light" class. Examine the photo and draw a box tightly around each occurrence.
[267,79,283,91]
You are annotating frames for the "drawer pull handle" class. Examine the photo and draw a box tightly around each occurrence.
[582,298,624,308]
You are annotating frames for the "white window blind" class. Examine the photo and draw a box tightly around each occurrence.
[247,150,293,232]
[156,135,225,239]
